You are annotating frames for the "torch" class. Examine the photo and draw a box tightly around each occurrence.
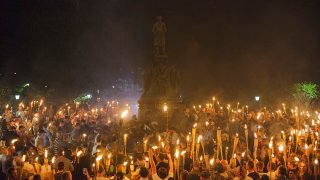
[124,134,128,156]
[244,124,248,152]
[191,123,197,161]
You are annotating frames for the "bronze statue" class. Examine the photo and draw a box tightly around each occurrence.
[152,16,167,55]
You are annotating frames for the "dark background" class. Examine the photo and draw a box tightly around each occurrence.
[1,0,320,103]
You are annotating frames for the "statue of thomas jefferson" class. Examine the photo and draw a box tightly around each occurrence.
[152,16,167,55]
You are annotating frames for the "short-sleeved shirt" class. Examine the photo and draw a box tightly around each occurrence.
[152,173,173,180]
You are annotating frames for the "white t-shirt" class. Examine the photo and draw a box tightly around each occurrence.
[152,173,173,180]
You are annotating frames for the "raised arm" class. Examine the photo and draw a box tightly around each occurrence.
[149,148,157,175]
[165,146,173,174]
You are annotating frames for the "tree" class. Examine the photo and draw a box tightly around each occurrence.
[292,82,319,108]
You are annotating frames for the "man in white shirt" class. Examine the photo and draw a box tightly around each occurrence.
[149,147,173,180]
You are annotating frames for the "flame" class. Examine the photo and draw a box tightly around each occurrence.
[175,149,180,159]
[241,152,245,158]
[52,156,56,163]
[181,151,186,156]
[295,157,299,162]
[210,158,214,165]
[11,139,18,144]
[76,151,83,157]
[193,123,197,128]
[121,110,129,118]
[279,144,284,152]
[269,141,273,149]
[96,155,103,161]
[197,135,202,143]
[163,104,168,112]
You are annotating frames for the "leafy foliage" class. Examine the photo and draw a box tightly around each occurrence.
[292,82,319,107]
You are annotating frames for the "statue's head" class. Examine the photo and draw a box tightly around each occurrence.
[157,16,162,21]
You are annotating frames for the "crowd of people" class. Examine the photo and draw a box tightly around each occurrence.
[0,98,319,180]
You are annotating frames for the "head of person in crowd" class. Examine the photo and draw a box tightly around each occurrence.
[200,171,210,180]
[139,167,149,179]
[277,165,287,179]
[213,162,225,175]
[257,161,264,172]
[246,160,254,170]
[188,173,200,180]
[180,170,189,180]
[33,174,41,180]
[157,167,168,179]
[261,174,269,180]
[75,122,81,130]
[58,162,65,171]
[116,171,124,180]
[7,167,17,180]
[288,169,297,180]
[1,139,6,147]
[37,129,45,137]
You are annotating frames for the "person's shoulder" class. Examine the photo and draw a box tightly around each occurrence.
[152,173,161,180]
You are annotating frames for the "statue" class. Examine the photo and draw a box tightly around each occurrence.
[152,16,167,56]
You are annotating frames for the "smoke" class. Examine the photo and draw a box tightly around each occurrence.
[1,0,319,103]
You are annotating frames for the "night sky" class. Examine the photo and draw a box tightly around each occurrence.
[1,0,320,102]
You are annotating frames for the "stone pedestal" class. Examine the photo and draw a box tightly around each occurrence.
[138,55,184,129]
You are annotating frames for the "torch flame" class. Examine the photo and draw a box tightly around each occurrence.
[76,151,83,157]
[96,155,103,161]
[279,144,284,152]
[210,158,214,165]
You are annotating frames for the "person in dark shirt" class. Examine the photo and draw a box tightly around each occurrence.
[73,147,92,180]
[1,116,8,141]
[247,160,260,180]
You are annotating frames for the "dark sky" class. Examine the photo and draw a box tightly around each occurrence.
[1,0,320,102]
